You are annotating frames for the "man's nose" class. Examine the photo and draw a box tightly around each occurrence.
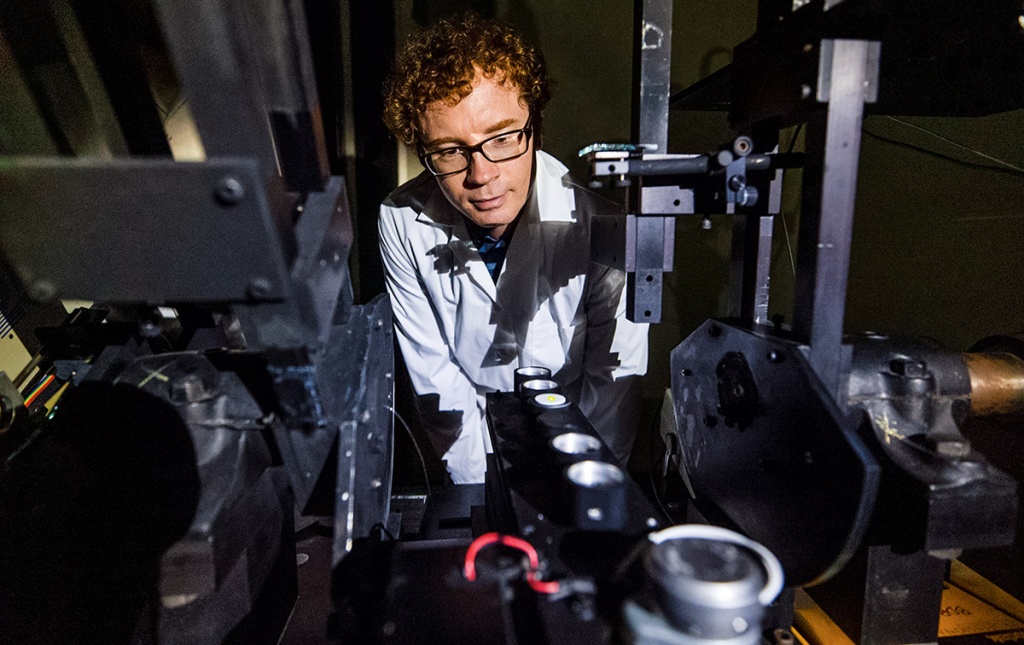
[465,150,499,185]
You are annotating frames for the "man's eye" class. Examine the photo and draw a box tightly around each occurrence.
[490,135,515,146]
[436,148,463,159]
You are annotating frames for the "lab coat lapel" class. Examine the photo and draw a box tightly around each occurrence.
[456,216,498,303]
[417,183,498,303]
[495,196,540,349]
[495,155,576,347]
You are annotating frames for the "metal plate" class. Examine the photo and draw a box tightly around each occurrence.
[669,320,880,586]
[0,157,288,304]
[331,295,395,565]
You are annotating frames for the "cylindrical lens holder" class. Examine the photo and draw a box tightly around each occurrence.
[565,460,627,529]
[640,525,784,644]
[515,366,552,394]
[519,378,560,399]
[551,432,602,457]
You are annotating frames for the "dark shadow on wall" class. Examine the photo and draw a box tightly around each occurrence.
[413,0,496,24]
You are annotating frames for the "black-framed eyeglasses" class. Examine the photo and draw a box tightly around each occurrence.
[419,117,533,177]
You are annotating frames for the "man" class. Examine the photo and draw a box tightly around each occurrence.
[379,14,648,483]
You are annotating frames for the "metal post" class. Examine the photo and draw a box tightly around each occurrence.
[629,0,674,323]
[792,39,879,396]
[729,213,775,326]
[728,125,780,326]
[153,0,297,263]
[152,0,280,177]
[243,0,330,192]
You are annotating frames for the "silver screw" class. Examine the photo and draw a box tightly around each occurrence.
[247,277,272,299]
[215,176,245,205]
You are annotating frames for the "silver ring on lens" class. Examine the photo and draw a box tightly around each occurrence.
[520,378,559,398]
[551,432,602,455]
[566,460,625,488]
[515,366,552,393]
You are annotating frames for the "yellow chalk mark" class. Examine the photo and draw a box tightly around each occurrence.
[138,365,171,388]
[874,412,906,445]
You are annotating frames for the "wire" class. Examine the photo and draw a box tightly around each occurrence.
[883,115,1024,174]
[387,404,432,497]
[158,97,187,122]
[463,532,561,594]
[779,123,804,279]
[23,374,55,408]
[647,467,676,524]
[863,127,1024,177]
[645,417,676,524]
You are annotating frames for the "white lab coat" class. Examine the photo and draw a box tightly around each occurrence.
[378,151,649,483]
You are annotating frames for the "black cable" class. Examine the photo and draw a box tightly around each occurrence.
[646,395,677,524]
[647,467,675,524]
[862,128,1024,178]
[786,123,804,155]
[777,123,804,278]
[387,404,433,496]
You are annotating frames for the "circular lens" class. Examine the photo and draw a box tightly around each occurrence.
[515,366,552,392]
[533,393,568,409]
[521,379,559,397]
[516,366,551,379]
[551,433,602,455]
[644,536,767,641]
[566,461,624,488]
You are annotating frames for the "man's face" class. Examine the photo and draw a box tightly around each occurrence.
[418,72,534,238]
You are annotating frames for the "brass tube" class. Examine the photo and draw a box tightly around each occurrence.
[963,352,1024,417]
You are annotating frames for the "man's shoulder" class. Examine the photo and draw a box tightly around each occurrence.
[381,171,437,214]
[534,151,623,222]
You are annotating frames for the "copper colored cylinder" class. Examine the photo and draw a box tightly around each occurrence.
[963,352,1024,417]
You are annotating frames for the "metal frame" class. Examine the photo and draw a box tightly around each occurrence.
[627,0,675,323]
[792,39,880,396]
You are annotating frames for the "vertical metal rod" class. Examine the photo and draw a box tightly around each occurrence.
[628,0,674,324]
[153,0,301,262]
[728,130,778,326]
[153,0,279,174]
[793,39,877,395]
[860,547,945,644]
[751,215,774,325]
[631,0,672,150]
[729,212,774,326]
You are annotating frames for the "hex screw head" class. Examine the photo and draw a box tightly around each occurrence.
[215,176,245,205]
[247,277,272,299]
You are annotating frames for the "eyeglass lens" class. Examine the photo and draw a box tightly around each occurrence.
[426,127,530,174]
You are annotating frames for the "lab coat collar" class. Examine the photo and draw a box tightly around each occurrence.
[414,150,576,303]
[413,150,575,229]
[532,150,576,224]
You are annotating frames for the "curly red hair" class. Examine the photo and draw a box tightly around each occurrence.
[383,14,550,147]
